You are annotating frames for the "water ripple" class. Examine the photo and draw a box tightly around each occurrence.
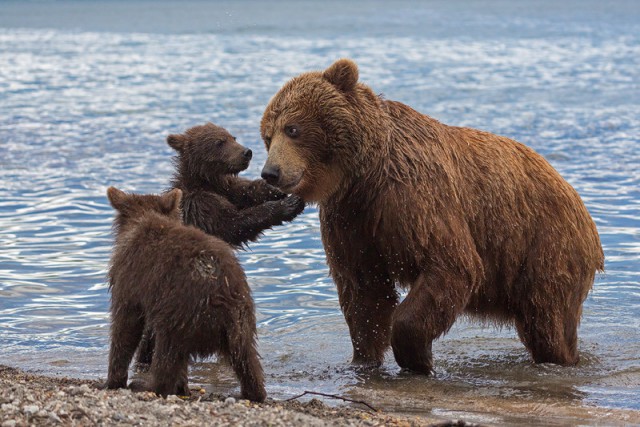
[0,22,639,416]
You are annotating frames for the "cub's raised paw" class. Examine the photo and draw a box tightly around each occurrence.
[280,195,305,221]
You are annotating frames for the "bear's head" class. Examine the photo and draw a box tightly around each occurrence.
[260,59,386,203]
[168,123,253,181]
[107,187,183,232]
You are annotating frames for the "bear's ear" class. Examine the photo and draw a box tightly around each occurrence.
[160,188,182,215]
[107,186,128,211]
[167,134,187,152]
[323,58,359,93]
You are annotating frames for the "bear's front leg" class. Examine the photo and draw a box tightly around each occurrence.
[391,270,472,374]
[135,326,155,369]
[335,273,398,366]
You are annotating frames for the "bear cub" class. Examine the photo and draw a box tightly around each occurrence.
[104,187,266,402]
[168,122,305,247]
[136,122,305,367]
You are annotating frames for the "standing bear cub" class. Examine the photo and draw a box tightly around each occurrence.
[105,187,266,402]
[135,122,305,367]
[168,122,305,247]
[260,59,604,373]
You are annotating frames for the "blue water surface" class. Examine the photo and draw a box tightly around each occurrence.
[0,1,639,424]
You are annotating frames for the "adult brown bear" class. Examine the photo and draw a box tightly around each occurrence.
[260,59,604,374]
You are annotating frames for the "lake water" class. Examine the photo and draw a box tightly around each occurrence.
[1,1,639,425]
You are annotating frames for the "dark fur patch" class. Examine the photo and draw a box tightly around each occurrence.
[104,187,266,402]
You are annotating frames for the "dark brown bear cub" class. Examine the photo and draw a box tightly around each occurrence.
[136,122,305,367]
[105,186,266,402]
[168,122,304,247]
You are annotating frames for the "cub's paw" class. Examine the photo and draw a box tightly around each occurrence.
[128,379,152,393]
[279,195,305,222]
[97,379,126,390]
[241,385,267,403]
[263,181,287,200]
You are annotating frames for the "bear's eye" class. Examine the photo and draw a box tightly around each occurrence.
[215,139,225,146]
[264,136,272,148]
[284,125,300,139]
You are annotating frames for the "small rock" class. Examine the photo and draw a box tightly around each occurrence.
[49,412,62,423]
[23,404,39,415]
[224,397,236,405]
[69,386,88,396]
[113,413,126,422]
[2,420,17,427]
[36,409,48,417]
[1,403,16,412]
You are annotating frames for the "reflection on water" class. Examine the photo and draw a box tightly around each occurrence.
[1,1,639,424]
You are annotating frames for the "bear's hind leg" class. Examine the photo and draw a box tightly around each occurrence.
[391,271,472,374]
[150,336,190,398]
[515,299,580,366]
[223,309,266,403]
[106,305,145,389]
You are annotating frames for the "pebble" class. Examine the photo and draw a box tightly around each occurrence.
[1,420,17,427]
[224,397,236,405]
[49,412,62,423]
[22,404,39,415]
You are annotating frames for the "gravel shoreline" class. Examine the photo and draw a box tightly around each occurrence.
[0,365,464,426]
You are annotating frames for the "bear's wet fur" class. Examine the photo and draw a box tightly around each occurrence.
[168,122,304,247]
[135,122,305,367]
[260,59,604,373]
[105,187,266,402]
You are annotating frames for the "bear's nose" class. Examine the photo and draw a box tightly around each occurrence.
[243,148,252,160]
[261,164,280,185]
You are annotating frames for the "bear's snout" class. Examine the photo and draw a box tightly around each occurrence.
[261,163,280,185]
[243,148,253,160]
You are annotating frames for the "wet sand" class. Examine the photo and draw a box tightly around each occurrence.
[2,365,638,427]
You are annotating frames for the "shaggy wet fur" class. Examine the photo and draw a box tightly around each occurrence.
[169,122,304,247]
[135,123,305,367]
[104,187,266,401]
[260,59,604,373]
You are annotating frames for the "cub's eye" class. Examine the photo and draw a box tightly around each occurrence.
[264,136,272,148]
[284,125,300,139]
[215,139,225,146]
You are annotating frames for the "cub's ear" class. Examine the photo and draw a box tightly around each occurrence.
[160,188,182,215]
[167,134,187,152]
[323,58,359,92]
[107,186,128,211]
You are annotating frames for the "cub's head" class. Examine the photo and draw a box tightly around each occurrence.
[168,122,253,180]
[260,59,382,203]
[107,187,182,232]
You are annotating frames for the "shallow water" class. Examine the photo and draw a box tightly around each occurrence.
[1,1,639,424]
